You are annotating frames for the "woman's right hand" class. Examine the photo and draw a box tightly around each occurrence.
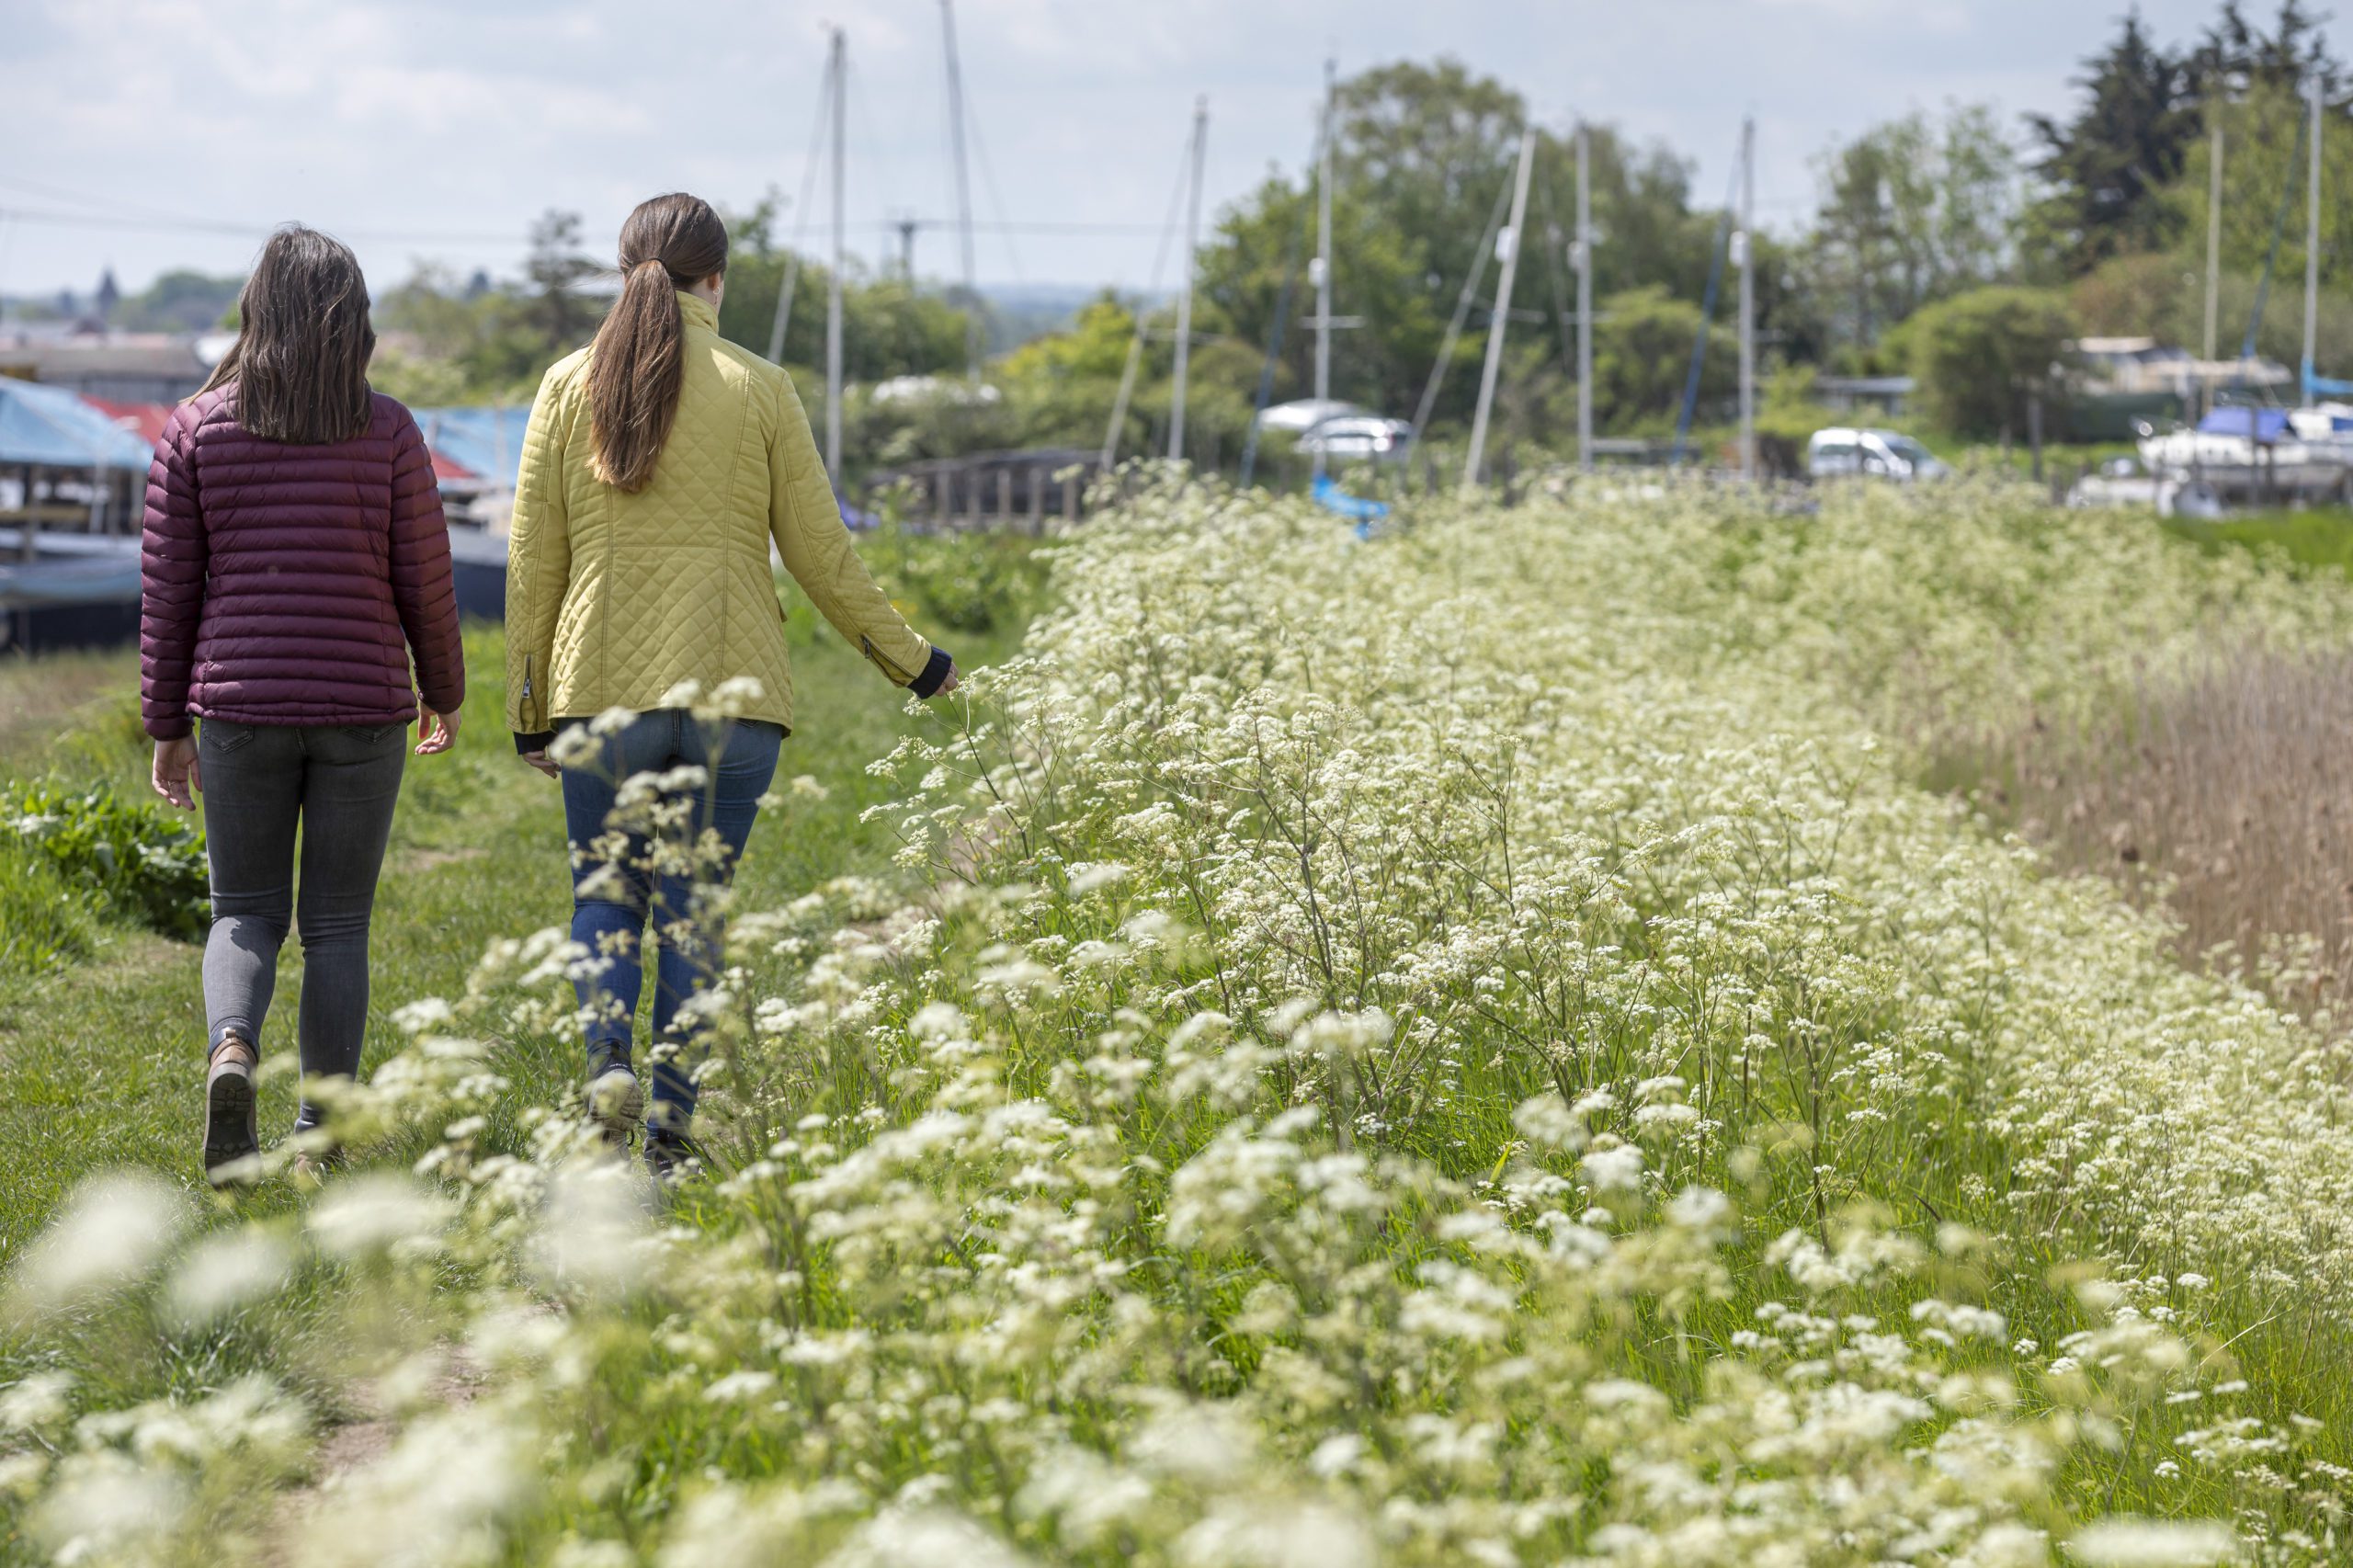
[520,749,560,779]
[416,705,462,756]
[152,736,199,811]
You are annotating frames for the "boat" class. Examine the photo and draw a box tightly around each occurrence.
[2136,406,2351,503]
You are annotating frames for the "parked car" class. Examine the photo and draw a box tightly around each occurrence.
[1297,415,1415,464]
[1806,426,1949,482]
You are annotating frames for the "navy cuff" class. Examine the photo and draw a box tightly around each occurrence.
[908,644,954,699]
[515,730,556,755]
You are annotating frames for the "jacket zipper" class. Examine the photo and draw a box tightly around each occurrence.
[521,655,539,731]
[860,636,914,686]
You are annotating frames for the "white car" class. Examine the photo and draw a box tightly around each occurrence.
[1807,426,1949,482]
[1297,415,1415,464]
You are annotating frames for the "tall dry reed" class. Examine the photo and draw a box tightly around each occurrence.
[1964,645,2353,1010]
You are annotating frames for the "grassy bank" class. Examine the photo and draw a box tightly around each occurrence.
[0,558,1038,1255]
[10,490,2353,1564]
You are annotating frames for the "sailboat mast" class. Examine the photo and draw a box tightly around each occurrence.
[2304,70,2323,402]
[825,26,846,477]
[1313,58,1336,480]
[1168,97,1209,463]
[1462,127,1537,495]
[1576,121,1594,472]
[1737,115,1756,483]
[941,0,982,383]
[2205,119,2223,366]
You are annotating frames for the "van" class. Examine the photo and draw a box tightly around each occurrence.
[1806,426,1949,482]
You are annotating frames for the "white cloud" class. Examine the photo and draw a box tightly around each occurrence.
[2,0,2231,298]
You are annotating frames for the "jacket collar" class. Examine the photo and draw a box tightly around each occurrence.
[676,290,719,331]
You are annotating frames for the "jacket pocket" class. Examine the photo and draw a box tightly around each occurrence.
[519,654,541,733]
[859,635,914,686]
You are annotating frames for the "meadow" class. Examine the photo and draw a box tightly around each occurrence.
[6,482,2353,1564]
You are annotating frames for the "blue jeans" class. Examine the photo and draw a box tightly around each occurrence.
[558,710,782,1134]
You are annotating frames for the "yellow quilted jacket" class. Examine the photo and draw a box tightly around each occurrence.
[504,291,938,738]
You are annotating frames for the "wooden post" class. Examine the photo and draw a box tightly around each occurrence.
[2028,391,2044,483]
[965,465,983,529]
[1027,466,1043,534]
[934,471,950,528]
[1062,472,1078,522]
[995,468,1012,527]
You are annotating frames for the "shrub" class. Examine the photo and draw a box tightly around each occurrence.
[1907,284,2077,438]
[853,525,1044,636]
[0,780,209,943]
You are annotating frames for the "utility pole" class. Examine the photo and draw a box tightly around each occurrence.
[2305,71,2323,403]
[1737,114,1756,483]
[940,0,982,383]
[893,214,920,280]
[1168,96,1209,464]
[1463,127,1536,495]
[1312,56,1336,479]
[2205,120,2223,365]
[1576,121,1594,472]
[824,25,846,477]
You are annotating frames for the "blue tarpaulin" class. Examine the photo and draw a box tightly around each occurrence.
[2198,406,2292,442]
[415,405,533,488]
[1313,472,1390,522]
[0,378,153,470]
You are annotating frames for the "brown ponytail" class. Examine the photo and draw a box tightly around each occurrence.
[586,193,729,493]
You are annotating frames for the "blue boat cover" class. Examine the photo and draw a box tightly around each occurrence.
[2197,406,2291,442]
[415,404,534,487]
[1313,472,1391,522]
[0,378,154,470]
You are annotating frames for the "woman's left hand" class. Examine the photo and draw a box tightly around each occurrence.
[152,737,199,811]
[416,705,461,756]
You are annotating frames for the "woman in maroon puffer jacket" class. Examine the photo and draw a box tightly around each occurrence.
[140,225,465,1185]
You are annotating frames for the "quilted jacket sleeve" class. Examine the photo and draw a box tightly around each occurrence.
[506,364,574,739]
[389,409,466,715]
[139,406,205,741]
[763,369,948,694]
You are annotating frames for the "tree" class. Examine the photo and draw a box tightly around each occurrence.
[2026,10,2200,275]
[1906,286,2077,437]
[1592,285,1733,434]
[525,210,599,355]
[1194,61,1734,437]
[1801,104,2022,355]
[115,270,245,333]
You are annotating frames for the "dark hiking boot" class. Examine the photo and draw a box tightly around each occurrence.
[203,1037,261,1186]
[644,1130,699,1185]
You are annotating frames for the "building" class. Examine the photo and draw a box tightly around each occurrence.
[0,324,222,403]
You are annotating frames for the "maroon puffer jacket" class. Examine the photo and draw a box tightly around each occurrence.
[140,387,465,740]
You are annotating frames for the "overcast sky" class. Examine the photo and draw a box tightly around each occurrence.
[4,0,2236,303]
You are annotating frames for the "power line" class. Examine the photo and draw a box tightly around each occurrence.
[0,203,520,246]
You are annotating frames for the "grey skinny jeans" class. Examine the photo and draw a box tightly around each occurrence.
[199,719,405,1131]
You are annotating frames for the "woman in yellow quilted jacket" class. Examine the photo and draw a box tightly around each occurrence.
[504,191,956,1178]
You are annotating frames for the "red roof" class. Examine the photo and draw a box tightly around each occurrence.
[82,395,175,445]
[428,448,480,483]
[79,392,486,485]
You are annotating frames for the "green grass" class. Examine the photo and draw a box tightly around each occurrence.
[2163,505,2353,575]
[0,600,1031,1260]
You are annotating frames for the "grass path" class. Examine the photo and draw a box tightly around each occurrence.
[0,609,1022,1255]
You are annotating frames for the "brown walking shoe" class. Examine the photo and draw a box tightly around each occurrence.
[203,1036,260,1186]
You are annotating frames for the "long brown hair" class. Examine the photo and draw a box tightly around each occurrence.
[198,225,376,445]
[587,193,729,493]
